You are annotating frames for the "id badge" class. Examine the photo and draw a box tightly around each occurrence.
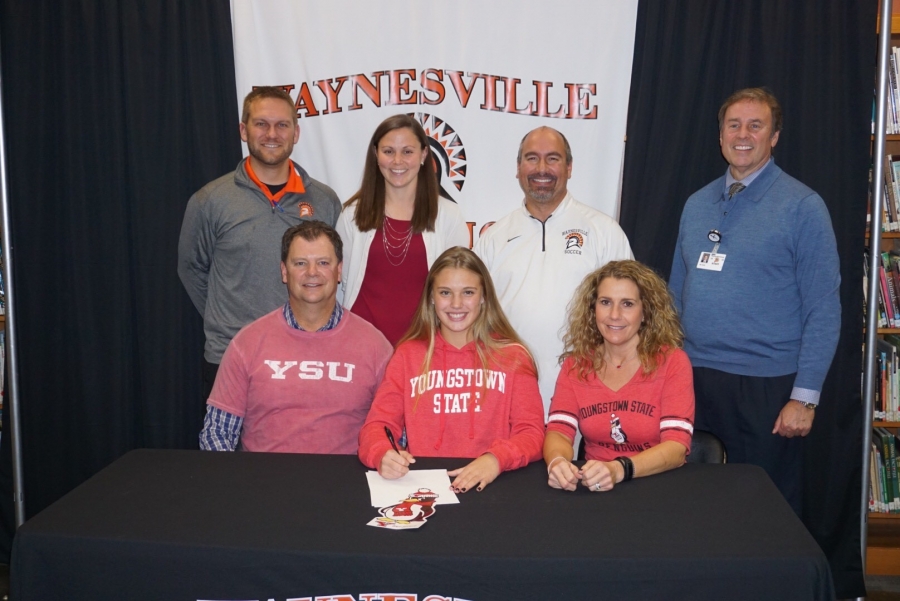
[697,252,726,271]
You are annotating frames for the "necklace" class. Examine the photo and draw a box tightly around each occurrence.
[604,350,638,369]
[381,214,414,266]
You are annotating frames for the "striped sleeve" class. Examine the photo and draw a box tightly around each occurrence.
[546,359,580,439]
[547,410,579,434]
[660,417,694,435]
[657,350,695,452]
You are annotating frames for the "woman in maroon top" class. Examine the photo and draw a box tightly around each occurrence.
[337,115,469,346]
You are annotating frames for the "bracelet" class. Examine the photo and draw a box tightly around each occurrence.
[547,456,567,474]
[614,456,634,482]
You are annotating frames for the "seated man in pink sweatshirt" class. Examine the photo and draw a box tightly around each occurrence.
[199,221,393,453]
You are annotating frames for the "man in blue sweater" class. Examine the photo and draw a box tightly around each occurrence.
[669,88,840,513]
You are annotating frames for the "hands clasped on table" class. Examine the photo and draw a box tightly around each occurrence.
[547,457,623,492]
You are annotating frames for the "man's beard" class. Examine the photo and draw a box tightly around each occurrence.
[248,140,292,167]
[524,174,558,202]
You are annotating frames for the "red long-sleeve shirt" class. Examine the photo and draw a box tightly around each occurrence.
[359,334,545,472]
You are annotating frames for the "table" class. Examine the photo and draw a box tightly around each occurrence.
[11,449,833,600]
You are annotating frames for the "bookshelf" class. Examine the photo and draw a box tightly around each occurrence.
[868,171,900,576]
[866,19,900,576]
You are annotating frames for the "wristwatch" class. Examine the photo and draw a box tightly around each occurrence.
[796,401,817,410]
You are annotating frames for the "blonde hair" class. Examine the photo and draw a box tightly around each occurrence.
[400,247,536,405]
[560,260,683,380]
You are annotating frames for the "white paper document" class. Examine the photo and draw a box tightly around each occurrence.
[366,469,460,507]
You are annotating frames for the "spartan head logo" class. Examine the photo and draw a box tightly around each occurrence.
[565,232,584,251]
[408,112,467,203]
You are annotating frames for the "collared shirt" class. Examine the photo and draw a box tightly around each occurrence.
[473,192,633,416]
[244,160,307,211]
[199,301,344,451]
[724,157,773,192]
[283,301,343,331]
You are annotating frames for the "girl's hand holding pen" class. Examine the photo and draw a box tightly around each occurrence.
[378,449,416,479]
[379,426,416,479]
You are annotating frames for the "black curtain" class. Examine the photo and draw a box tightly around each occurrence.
[0,0,240,556]
[620,1,875,597]
[0,0,876,594]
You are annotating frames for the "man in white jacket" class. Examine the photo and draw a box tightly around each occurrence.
[474,127,633,418]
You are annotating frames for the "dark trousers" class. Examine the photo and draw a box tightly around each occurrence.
[201,358,220,420]
[692,367,803,516]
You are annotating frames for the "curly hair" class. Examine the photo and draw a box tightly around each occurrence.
[560,260,683,380]
[400,247,536,407]
[344,114,439,234]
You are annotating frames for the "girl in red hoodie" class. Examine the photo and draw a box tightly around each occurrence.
[358,247,545,493]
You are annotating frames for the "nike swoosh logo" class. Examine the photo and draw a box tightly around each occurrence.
[507,235,522,242]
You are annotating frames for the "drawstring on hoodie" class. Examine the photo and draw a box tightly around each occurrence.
[434,342,446,451]
[432,337,479,452]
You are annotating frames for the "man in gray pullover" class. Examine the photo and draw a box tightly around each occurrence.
[178,87,341,410]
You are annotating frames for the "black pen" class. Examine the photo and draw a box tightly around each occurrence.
[385,426,400,453]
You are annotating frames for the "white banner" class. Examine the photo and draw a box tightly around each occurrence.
[231,0,638,245]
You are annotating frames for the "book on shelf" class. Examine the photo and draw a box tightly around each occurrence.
[867,167,895,233]
[868,166,873,229]
[884,351,891,420]
[890,52,899,135]
[869,432,900,515]
[890,155,900,229]
[882,334,900,420]
[864,251,891,328]
[894,47,900,130]
[871,441,889,513]
[891,157,900,228]
[884,253,899,326]
[873,428,900,513]
[873,46,900,135]
[870,442,879,513]
[881,252,900,327]
[888,250,900,298]
[894,46,900,133]
[880,262,896,327]
[888,428,900,512]
[880,440,888,513]
[883,155,898,230]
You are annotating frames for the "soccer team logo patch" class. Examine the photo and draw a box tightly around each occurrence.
[563,229,586,255]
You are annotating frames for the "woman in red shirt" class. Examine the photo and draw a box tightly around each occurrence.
[544,260,695,492]
[337,114,469,346]
[358,247,545,493]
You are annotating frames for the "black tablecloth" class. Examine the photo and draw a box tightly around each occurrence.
[11,449,833,600]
